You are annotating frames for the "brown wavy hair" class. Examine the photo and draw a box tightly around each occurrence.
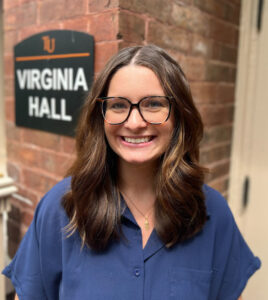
[62,44,207,251]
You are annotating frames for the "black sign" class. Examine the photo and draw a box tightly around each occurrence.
[14,30,94,136]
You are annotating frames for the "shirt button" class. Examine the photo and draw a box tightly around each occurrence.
[134,268,140,277]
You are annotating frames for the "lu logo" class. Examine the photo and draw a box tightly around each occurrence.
[42,35,55,53]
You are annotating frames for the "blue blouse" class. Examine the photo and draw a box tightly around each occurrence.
[2,177,261,300]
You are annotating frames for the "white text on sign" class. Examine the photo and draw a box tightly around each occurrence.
[28,96,72,121]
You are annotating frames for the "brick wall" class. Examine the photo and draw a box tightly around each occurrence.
[3,0,241,253]
[118,0,240,196]
[3,0,120,254]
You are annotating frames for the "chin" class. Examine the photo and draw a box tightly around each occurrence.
[120,156,159,166]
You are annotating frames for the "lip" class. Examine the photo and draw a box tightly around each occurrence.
[120,135,155,147]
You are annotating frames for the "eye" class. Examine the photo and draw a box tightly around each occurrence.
[149,100,163,107]
[142,97,167,110]
[106,99,128,111]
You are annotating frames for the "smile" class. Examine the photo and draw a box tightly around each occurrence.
[123,136,153,144]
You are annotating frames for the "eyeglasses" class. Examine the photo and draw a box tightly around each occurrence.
[98,96,173,125]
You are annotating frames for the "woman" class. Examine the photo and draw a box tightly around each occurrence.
[3,45,260,299]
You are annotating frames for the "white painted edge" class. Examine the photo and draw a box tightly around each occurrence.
[12,193,33,206]
[0,176,17,199]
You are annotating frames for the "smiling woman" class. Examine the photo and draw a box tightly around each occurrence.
[2,45,260,300]
[103,65,174,167]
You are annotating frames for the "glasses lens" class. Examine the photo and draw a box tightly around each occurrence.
[140,97,170,124]
[103,98,130,124]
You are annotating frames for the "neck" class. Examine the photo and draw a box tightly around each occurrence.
[118,160,158,209]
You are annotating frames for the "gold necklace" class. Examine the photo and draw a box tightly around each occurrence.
[121,192,154,230]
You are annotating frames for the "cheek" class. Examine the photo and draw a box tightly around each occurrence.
[163,119,175,141]
[104,123,118,146]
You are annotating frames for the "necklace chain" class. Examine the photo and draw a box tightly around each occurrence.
[121,192,154,230]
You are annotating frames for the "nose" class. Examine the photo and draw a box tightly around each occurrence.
[124,107,147,129]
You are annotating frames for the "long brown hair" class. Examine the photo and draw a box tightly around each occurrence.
[62,45,207,251]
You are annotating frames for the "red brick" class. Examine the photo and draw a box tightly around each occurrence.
[221,45,238,64]
[170,5,210,36]
[6,121,21,142]
[224,3,241,25]
[118,41,139,50]
[3,7,19,31]
[40,151,73,177]
[199,104,234,126]
[20,146,42,167]
[193,0,226,19]
[89,11,118,42]
[183,56,206,81]
[64,0,87,18]
[175,0,193,5]
[165,50,186,67]
[227,0,241,7]
[22,129,61,151]
[20,0,35,4]
[3,0,20,11]
[212,42,238,64]
[144,0,171,24]
[121,0,172,23]
[5,100,15,122]
[7,161,21,182]
[4,3,37,31]
[23,168,59,194]
[4,55,14,78]
[206,159,230,182]
[4,77,14,98]
[191,82,235,104]
[194,0,240,25]
[36,22,63,33]
[94,41,119,73]
[20,225,28,239]
[62,16,89,32]
[62,136,76,154]
[216,84,235,103]
[208,177,229,194]
[200,143,231,164]
[4,30,18,55]
[119,0,145,13]
[209,18,238,46]
[18,2,37,28]
[21,209,34,227]
[89,0,118,12]
[147,21,191,53]
[39,0,65,24]
[191,82,218,104]
[18,26,39,42]
[16,186,40,207]
[7,141,41,166]
[118,11,145,43]
[201,125,233,147]
[191,34,212,57]
[206,62,236,82]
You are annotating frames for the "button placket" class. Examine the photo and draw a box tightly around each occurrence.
[134,267,141,277]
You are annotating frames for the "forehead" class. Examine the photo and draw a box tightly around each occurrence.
[107,65,164,100]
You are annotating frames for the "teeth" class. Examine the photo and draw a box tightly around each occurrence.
[124,137,151,144]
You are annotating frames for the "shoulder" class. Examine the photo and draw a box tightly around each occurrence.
[42,176,71,204]
[203,184,232,217]
[38,177,71,209]
[202,184,234,233]
[34,177,71,229]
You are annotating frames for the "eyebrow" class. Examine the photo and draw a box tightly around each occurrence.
[105,95,167,101]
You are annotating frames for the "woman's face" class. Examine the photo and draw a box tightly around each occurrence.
[104,65,174,167]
